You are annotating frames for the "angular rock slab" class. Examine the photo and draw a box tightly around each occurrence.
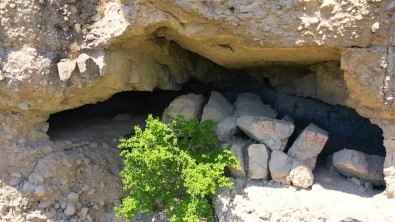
[222,139,250,177]
[332,149,385,186]
[247,144,270,180]
[287,124,328,169]
[234,93,277,119]
[201,91,235,123]
[162,93,206,123]
[237,116,295,151]
[269,150,293,184]
[215,116,238,142]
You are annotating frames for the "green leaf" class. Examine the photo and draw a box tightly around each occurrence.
[115,115,235,222]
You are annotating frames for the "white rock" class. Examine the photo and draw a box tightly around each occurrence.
[247,144,270,180]
[269,150,293,184]
[67,192,79,202]
[215,116,238,142]
[320,0,336,11]
[290,165,314,189]
[287,124,328,169]
[57,60,77,81]
[371,22,380,33]
[86,34,95,41]
[162,93,206,122]
[76,53,100,77]
[201,91,234,123]
[237,116,294,151]
[332,148,385,186]
[64,202,76,217]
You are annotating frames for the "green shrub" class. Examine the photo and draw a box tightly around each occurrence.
[115,115,238,222]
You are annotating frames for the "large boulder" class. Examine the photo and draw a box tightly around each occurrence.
[222,139,250,177]
[237,116,295,151]
[234,93,277,119]
[287,124,328,169]
[215,116,238,142]
[269,150,293,184]
[201,91,235,123]
[162,93,206,123]
[332,149,385,186]
[247,144,270,180]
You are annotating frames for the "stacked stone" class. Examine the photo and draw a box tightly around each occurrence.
[162,91,384,189]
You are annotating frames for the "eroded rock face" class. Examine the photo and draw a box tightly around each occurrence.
[0,0,395,220]
[332,149,385,186]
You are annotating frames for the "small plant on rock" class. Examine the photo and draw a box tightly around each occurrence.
[115,115,238,222]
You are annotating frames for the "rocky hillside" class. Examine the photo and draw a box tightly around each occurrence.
[0,0,394,221]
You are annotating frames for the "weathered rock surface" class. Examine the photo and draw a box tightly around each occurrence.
[290,165,314,189]
[162,93,206,122]
[247,144,270,180]
[222,139,250,177]
[201,91,235,123]
[287,124,328,169]
[0,0,395,220]
[332,149,385,186]
[269,150,293,184]
[234,93,277,118]
[215,116,238,142]
[237,116,295,151]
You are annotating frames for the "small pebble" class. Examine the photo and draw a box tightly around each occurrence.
[64,202,76,217]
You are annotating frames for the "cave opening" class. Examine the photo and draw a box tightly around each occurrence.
[48,49,386,193]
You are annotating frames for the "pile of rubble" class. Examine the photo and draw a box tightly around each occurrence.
[163,91,385,189]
